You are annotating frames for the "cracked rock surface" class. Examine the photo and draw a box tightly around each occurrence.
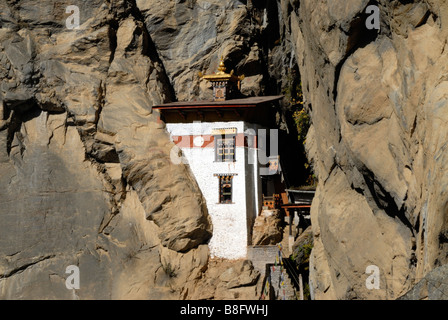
[0,0,214,299]
[284,0,448,299]
[0,0,291,300]
[4,0,446,301]
[0,0,301,299]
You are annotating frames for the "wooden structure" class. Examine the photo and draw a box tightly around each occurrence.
[262,194,280,210]
[280,190,313,238]
[280,192,310,215]
[199,56,244,101]
[152,57,284,259]
[154,95,283,126]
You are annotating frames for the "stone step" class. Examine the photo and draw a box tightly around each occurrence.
[268,265,297,300]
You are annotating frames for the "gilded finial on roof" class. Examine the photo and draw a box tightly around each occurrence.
[200,56,244,83]
[199,55,245,101]
[217,56,226,74]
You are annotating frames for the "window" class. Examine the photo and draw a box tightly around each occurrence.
[218,175,233,204]
[215,135,235,162]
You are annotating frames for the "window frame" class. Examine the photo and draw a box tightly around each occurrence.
[218,175,234,204]
[214,134,236,162]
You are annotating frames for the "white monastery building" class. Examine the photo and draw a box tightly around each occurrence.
[153,58,283,259]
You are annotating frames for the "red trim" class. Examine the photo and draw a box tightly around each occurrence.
[172,133,257,148]
[173,135,215,148]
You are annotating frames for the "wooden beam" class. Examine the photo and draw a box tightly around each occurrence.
[196,110,204,120]
[177,110,186,120]
[154,104,257,110]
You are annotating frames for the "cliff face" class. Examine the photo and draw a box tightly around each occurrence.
[0,0,270,299]
[2,0,446,300]
[0,0,216,299]
[1,0,295,300]
[284,0,448,299]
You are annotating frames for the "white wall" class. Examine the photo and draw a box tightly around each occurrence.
[166,121,260,259]
[167,122,247,259]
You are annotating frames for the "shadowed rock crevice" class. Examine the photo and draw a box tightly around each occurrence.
[362,168,414,233]
[333,1,380,102]
[5,102,42,157]
[0,254,55,279]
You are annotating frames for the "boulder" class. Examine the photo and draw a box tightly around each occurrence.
[187,259,260,300]
[399,264,448,300]
[252,210,283,246]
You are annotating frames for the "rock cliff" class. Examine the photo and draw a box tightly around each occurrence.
[283,0,448,299]
[0,0,216,299]
[0,0,283,300]
[3,0,447,300]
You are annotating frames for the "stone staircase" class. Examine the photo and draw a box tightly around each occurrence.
[249,244,300,300]
[269,264,297,300]
[258,262,297,300]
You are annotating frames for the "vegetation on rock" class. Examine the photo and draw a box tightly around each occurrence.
[283,71,316,187]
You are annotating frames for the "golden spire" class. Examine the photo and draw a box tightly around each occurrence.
[217,56,226,74]
[200,56,244,82]
[198,55,245,101]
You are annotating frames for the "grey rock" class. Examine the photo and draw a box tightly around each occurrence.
[0,0,213,299]
[285,0,448,300]
[0,0,296,300]
[399,264,448,300]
